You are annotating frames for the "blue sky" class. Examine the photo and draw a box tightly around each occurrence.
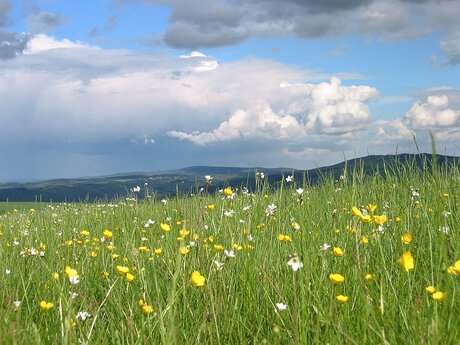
[1,0,460,181]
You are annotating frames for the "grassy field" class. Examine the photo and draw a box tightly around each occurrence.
[0,161,459,344]
[0,201,48,213]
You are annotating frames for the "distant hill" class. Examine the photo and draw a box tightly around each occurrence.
[0,153,458,202]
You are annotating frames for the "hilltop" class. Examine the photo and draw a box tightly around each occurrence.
[0,153,458,202]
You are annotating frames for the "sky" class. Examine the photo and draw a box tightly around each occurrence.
[1,0,460,182]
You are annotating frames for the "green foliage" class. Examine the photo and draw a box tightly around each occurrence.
[0,160,459,344]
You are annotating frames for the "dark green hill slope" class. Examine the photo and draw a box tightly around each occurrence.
[0,153,458,202]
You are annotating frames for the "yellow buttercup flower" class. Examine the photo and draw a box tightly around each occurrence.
[361,235,369,245]
[190,271,206,287]
[425,286,436,294]
[126,273,135,282]
[39,300,54,311]
[223,187,233,196]
[213,244,224,252]
[333,247,344,257]
[398,251,414,272]
[336,295,349,304]
[80,230,90,237]
[160,223,171,231]
[278,234,292,242]
[180,247,190,255]
[373,215,388,225]
[432,291,445,302]
[179,229,190,237]
[116,266,129,275]
[65,266,79,279]
[142,305,154,314]
[447,260,460,275]
[329,273,345,285]
[364,274,374,281]
[154,247,163,255]
[103,230,113,239]
[351,206,363,218]
[206,204,215,210]
[401,234,413,244]
[367,204,377,213]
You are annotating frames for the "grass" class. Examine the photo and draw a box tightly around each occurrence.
[0,160,459,344]
[0,202,47,213]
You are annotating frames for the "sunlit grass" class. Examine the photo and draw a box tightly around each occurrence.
[0,160,459,344]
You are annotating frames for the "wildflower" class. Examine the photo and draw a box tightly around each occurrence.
[180,247,190,255]
[205,175,213,183]
[39,300,54,311]
[53,273,60,280]
[395,216,401,223]
[5,269,11,275]
[285,175,293,182]
[142,305,154,314]
[320,243,331,251]
[276,302,288,311]
[425,286,436,294]
[224,210,235,217]
[132,186,141,192]
[213,260,225,270]
[352,206,364,218]
[190,271,206,287]
[13,301,21,310]
[447,260,460,275]
[439,226,450,234]
[367,204,377,213]
[398,251,414,272]
[179,229,190,237]
[333,247,344,257]
[291,222,300,230]
[364,274,374,281]
[102,230,113,240]
[373,215,388,226]
[224,249,235,258]
[223,187,233,197]
[287,255,303,272]
[295,188,304,195]
[65,266,80,284]
[329,273,345,285]
[139,246,150,253]
[361,235,369,245]
[336,295,349,304]
[76,311,91,321]
[154,247,163,255]
[160,223,171,231]
[80,230,90,237]
[116,266,129,275]
[401,234,413,244]
[278,234,292,242]
[256,171,265,179]
[432,291,445,302]
[126,273,135,282]
[206,204,215,210]
[265,204,277,216]
[213,244,225,252]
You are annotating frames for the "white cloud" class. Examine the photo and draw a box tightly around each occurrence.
[25,34,89,54]
[169,77,378,143]
[404,94,460,128]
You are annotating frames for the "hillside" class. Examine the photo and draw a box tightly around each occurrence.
[0,153,458,202]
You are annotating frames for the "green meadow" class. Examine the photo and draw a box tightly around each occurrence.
[0,161,459,344]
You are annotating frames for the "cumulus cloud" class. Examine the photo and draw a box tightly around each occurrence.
[169,77,378,143]
[405,93,460,128]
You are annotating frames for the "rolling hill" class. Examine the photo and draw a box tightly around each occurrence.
[0,153,458,202]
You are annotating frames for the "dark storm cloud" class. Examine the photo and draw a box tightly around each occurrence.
[121,0,460,51]
[0,30,30,59]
